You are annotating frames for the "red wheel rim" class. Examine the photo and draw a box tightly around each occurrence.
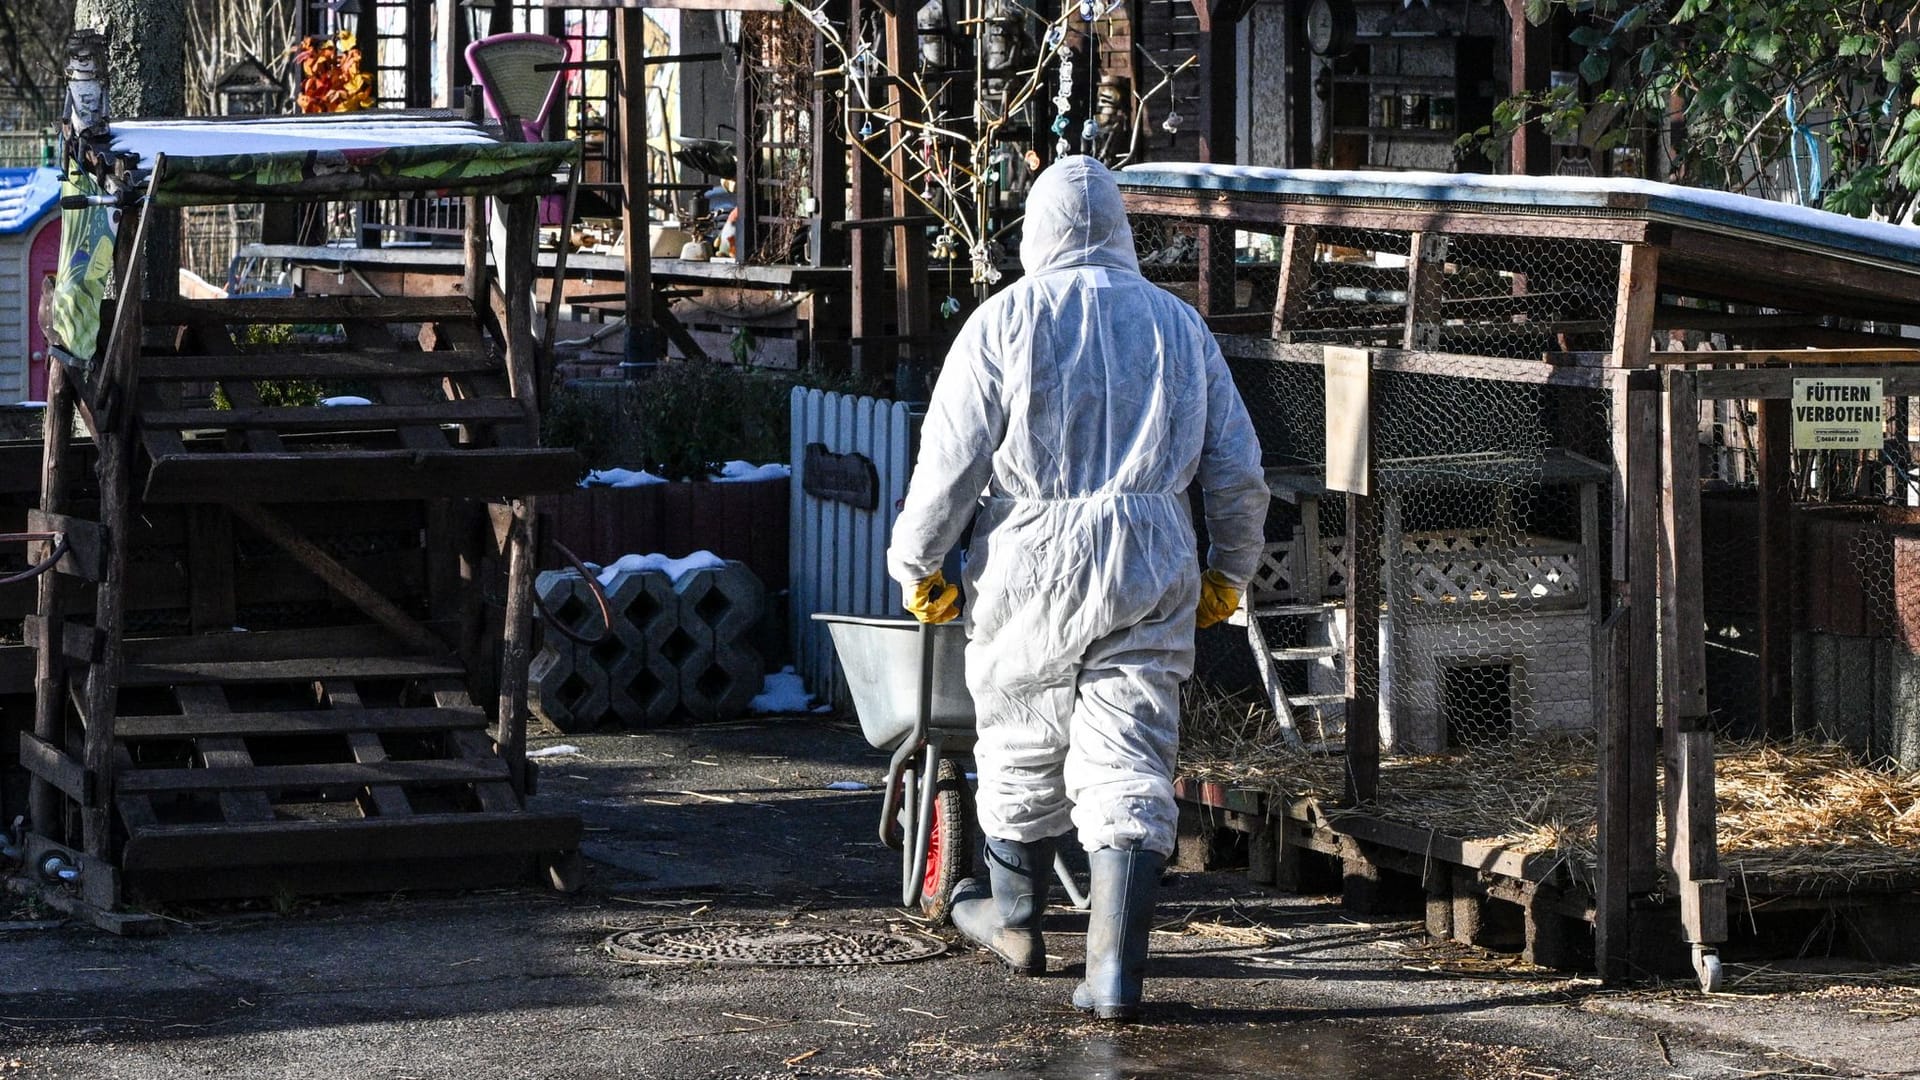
[922,796,944,901]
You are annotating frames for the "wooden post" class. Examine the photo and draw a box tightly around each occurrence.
[618,7,658,367]
[809,0,851,373]
[1505,0,1549,175]
[1624,371,1661,894]
[734,20,758,263]
[29,359,73,842]
[1757,398,1794,739]
[1344,491,1381,805]
[1610,243,1661,572]
[1663,367,1725,951]
[883,3,930,391]
[463,95,488,313]
[496,194,542,796]
[1401,232,1447,350]
[1594,606,1632,979]
[846,0,886,387]
[1270,224,1316,337]
[1195,0,1238,318]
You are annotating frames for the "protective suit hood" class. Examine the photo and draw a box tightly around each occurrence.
[1019,155,1140,277]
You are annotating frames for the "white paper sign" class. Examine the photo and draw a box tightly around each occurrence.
[1791,377,1884,451]
[1324,346,1371,496]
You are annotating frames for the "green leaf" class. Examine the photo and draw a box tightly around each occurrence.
[1751,33,1782,64]
[1524,0,1553,26]
[1579,50,1612,84]
[1838,35,1875,58]
[1569,25,1608,48]
[1611,5,1646,35]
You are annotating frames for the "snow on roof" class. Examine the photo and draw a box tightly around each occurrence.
[1118,164,1920,271]
[107,114,499,169]
[0,167,61,236]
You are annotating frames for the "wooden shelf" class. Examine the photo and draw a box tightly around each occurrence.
[1333,74,1457,90]
[1332,126,1461,141]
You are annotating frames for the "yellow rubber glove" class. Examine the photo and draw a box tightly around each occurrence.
[1195,569,1241,630]
[906,570,961,624]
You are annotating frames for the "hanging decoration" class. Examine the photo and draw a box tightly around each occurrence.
[291,31,372,114]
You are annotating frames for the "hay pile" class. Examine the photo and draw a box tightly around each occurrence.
[1179,684,1920,886]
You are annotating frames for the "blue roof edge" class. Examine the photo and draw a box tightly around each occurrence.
[0,167,62,236]
[1118,165,1920,275]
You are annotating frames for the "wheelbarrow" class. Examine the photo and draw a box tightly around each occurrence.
[813,614,1088,921]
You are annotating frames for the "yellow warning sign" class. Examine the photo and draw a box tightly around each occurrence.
[1792,377,1883,450]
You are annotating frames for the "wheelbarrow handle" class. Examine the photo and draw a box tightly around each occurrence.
[876,622,940,853]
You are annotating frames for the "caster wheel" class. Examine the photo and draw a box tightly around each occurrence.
[1692,947,1722,993]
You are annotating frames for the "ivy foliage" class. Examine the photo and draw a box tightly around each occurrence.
[1483,2,1920,221]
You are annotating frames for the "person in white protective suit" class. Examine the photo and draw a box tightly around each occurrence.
[885,155,1267,1020]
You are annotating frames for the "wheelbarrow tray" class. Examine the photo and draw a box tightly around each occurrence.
[812,614,974,750]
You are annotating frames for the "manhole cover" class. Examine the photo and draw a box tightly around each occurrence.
[604,923,946,966]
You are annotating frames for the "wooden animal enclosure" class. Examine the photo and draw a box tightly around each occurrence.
[1123,164,1920,989]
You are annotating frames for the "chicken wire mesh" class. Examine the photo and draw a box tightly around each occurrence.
[1696,385,1920,766]
[1160,217,1626,870]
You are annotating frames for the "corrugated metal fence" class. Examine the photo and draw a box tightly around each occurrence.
[789,388,919,704]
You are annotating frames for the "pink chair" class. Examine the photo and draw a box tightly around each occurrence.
[466,33,569,224]
[465,33,567,144]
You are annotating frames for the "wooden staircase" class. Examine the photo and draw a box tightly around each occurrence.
[19,208,586,924]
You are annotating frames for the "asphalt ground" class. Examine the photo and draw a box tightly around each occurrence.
[3,717,1918,1079]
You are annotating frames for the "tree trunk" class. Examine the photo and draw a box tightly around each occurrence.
[76,0,185,300]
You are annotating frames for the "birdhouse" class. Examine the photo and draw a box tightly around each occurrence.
[216,56,288,117]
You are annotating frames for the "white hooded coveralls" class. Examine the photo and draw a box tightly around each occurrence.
[886,157,1268,857]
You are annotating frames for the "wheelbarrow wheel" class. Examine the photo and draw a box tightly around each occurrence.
[903,758,973,923]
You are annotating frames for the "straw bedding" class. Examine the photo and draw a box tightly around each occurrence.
[1178,686,1920,887]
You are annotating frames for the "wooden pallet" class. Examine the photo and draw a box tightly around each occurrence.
[134,296,581,504]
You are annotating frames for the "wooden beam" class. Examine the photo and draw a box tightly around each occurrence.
[1270,224,1317,337]
[1694,366,1920,400]
[139,350,500,381]
[1344,465,1380,804]
[119,656,467,687]
[140,400,525,431]
[120,811,581,871]
[228,502,450,657]
[141,448,583,504]
[1661,370,1708,721]
[1662,370,1716,940]
[1506,0,1550,175]
[145,296,475,326]
[1120,189,1658,244]
[117,758,510,795]
[616,7,657,366]
[117,706,486,740]
[1216,336,1614,388]
[1756,398,1794,739]
[18,732,89,803]
[1625,371,1662,895]
[1402,232,1448,350]
[1646,347,1920,366]
[883,3,930,378]
[1593,607,1632,980]
[29,357,74,838]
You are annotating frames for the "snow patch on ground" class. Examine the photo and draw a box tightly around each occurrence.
[322,395,373,406]
[527,744,584,759]
[750,666,814,714]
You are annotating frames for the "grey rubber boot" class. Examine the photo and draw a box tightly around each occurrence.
[950,836,1055,975]
[1071,847,1165,1020]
